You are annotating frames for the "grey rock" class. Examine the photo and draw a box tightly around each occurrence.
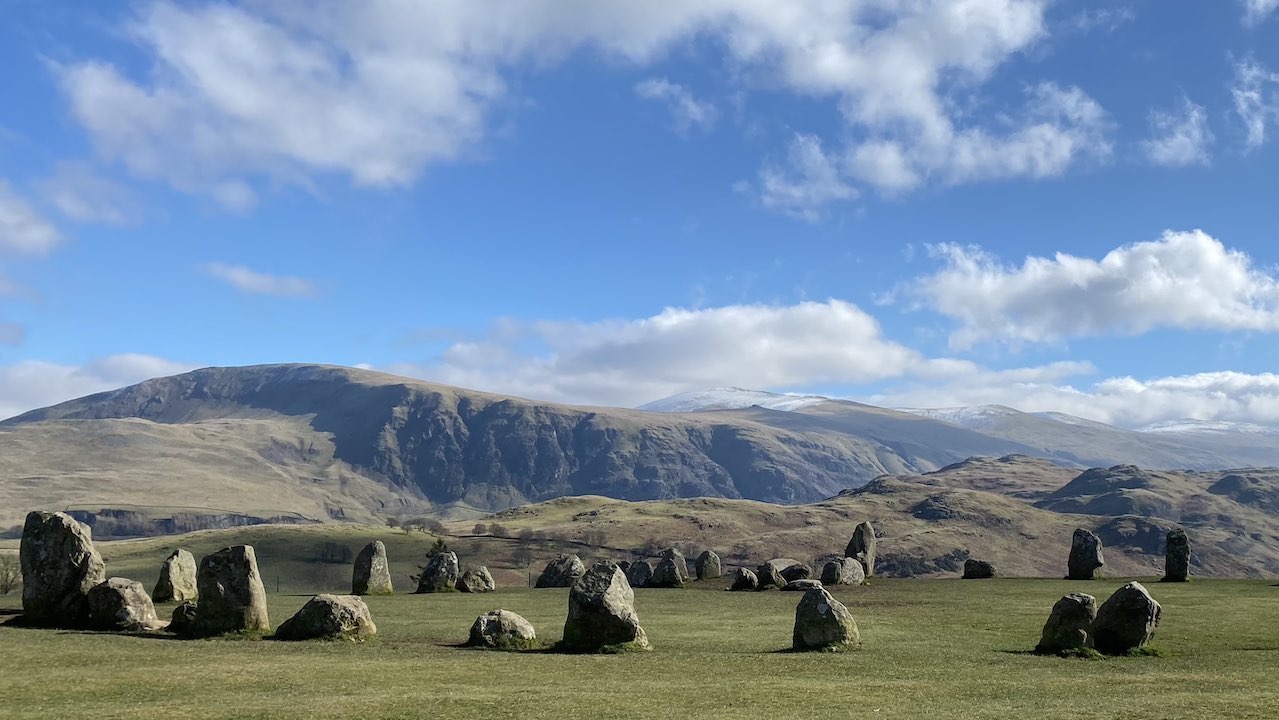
[1067,528,1104,580]
[617,561,631,573]
[153,549,197,603]
[625,559,653,589]
[962,559,996,579]
[846,521,877,577]
[1162,529,1189,583]
[87,577,161,631]
[274,594,376,641]
[1036,592,1097,654]
[660,548,690,584]
[783,579,824,592]
[1093,582,1162,655]
[188,545,270,637]
[695,550,722,581]
[167,601,197,635]
[352,541,393,595]
[415,551,459,593]
[729,567,758,591]
[792,586,859,651]
[468,609,537,650]
[19,511,106,627]
[456,566,496,593]
[561,561,650,652]
[780,563,813,583]
[536,554,585,588]
[649,557,686,588]
[820,558,865,586]
[756,561,787,590]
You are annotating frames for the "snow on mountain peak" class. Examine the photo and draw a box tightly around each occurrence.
[639,387,829,413]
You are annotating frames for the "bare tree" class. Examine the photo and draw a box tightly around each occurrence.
[511,544,535,569]
[1,553,24,595]
[472,523,489,535]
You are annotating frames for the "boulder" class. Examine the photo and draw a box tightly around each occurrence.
[617,561,631,573]
[792,586,859,651]
[536,554,586,588]
[19,511,107,627]
[695,550,722,581]
[87,577,161,631]
[625,560,653,589]
[1162,529,1190,583]
[780,563,814,583]
[1035,592,1097,654]
[561,561,650,652]
[456,566,496,593]
[649,557,686,588]
[729,567,758,592]
[188,545,270,636]
[962,559,996,579]
[756,561,786,590]
[783,579,824,592]
[167,601,198,635]
[1067,528,1105,580]
[274,594,376,641]
[820,558,865,586]
[846,521,877,577]
[415,551,460,593]
[468,609,538,650]
[153,549,198,603]
[1092,582,1162,655]
[660,548,690,584]
[352,541,393,595]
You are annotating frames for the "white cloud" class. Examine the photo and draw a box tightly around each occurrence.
[0,354,197,421]
[37,162,140,225]
[1232,58,1279,150]
[1243,0,1279,25]
[0,181,63,255]
[748,134,858,221]
[1141,97,1213,167]
[901,230,1279,349]
[1063,7,1136,34]
[635,78,717,135]
[203,262,317,297]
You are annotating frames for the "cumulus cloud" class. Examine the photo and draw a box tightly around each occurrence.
[1243,0,1279,25]
[901,230,1279,349]
[747,134,858,221]
[202,262,317,297]
[1232,58,1279,150]
[0,354,197,420]
[1141,97,1213,167]
[0,181,63,255]
[634,78,717,135]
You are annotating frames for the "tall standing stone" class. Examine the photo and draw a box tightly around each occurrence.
[660,548,690,584]
[1067,528,1104,580]
[415,551,460,593]
[846,521,877,577]
[153,549,198,603]
[19,511,106,627]
[1093,582,1162,655]
[625,559,653,589]
[352,541,394,595]
[792,586,859,651]
[1035,592,1097,654]
[536,554,586,588]
[188,545,270,637]
[756,561,786,590]
[87,577,161,631]
[1162,529,1189,583]
[649,557,686,588]
[561,562,650,652]
[695,550,722,581]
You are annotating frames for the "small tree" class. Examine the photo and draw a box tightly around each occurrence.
[424,518,446,535]
[489,523,509,538]
[512,545,535,569]
[386,517,401,529]
[518,528,536,542]
[0,554,22,595]
[472,522,488,535]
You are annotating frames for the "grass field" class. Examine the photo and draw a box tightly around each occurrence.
[1,568,1277,719]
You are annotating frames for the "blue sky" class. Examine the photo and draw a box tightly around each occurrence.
[2,0,1279,426]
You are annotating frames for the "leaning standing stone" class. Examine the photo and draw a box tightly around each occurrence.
[792,586,859,651]
[780,562,813,583]
[456,566,496,593]
[729,567,759,591]
[660,548,690,584]
[87,577,161,631]
[1067,528,1104,580]
[468,609,538,650]
[416,551,460,593]
[153,549,198,603]
[626,559,653,589]
[352,541,393,595]
[1092,582,1162,655]
[19,511,107,628]
[1035,592,1097,654]
[536,554,586,588]
[1162,529,1189,583]
[649,557,686,588]
[756,561,786,590]
[561,561,650,652]
[274,594,376,641]
[189,545,270,636]
[695,550,722,580]
[962,559,996,579]
[846,521,877,577]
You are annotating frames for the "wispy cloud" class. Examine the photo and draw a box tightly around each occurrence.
[203,262,317,298]
[634,78,717,136]
[1243,0,1279,26]
[1141,97,1213,167]
[1232,58,1279,150]
[0,181,63,255]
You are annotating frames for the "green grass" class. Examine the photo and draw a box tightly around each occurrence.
[1,576,1276,719]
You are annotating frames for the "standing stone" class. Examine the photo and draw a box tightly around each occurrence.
[561,561,650,652]
[468,609,538,650]
[1093,582,1162,655]
[1067,528,1105,580]
[729,567,759,591]
[756,561,787,590]
[352,541,393,595]
[783,579,824,592]
[962,559,996,579]
[695,550,722,581]
[1035,592,1097,654]
[820,558,865,586]
[87,577,161,631]
[626,559,653,589]
[780,562,814,583]
[188,545,270,637]
[649,557,686,588]
[792,586,859,651]
[846,522,877,577]
[167,601,198,635]
[1162,529,1190,583]
[19,511,106,628]
[456,566,496,593]
[153,549,198,603]
[536,554,586,588]
[660,548,690,584]
[274,594,377,641]
[415,551,460,593]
